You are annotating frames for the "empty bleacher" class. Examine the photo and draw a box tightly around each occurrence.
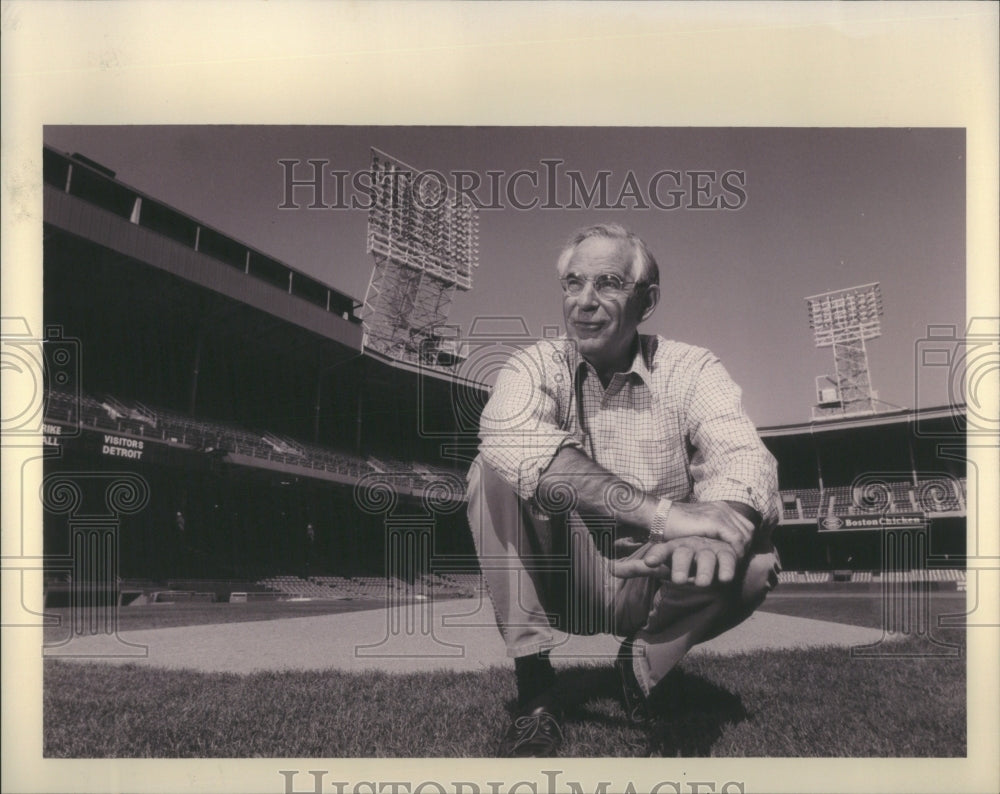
[890,481,916,511]
[914,478,963,513]
[779,478,965,522]
[439,572,486,596]
[796,488,822,519]
[416,572,478,597]
[44,387,452,484]
[311,576,370,599]
[256,573,479,601]
[776,569,965,586]
[259,575,355,600]
[823,486,851,516]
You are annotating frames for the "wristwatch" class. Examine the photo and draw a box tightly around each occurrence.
[648,497,673,542]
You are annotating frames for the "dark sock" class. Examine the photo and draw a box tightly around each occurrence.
[514,650,556,707]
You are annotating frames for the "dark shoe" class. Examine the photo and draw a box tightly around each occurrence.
[497,693,565,757]
[615,638,649,727]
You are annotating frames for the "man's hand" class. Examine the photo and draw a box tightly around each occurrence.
[659,501,754,556]
[611,536,740,587]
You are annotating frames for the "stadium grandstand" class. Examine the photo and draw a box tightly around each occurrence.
[760,410,966,585]
[41,145,966,608]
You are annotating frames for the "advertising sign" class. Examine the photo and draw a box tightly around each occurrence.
[818,513,927,532]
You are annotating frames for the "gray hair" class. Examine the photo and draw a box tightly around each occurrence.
[555,223,660,286]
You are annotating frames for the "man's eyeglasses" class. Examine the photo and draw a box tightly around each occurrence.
[559,273,642,298]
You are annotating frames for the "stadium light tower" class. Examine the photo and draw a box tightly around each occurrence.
[361,148,479,369]
[806,282,885,420]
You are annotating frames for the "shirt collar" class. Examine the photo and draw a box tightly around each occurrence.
[566,334,656,386]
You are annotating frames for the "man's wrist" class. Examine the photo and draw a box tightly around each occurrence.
[648,497,673,542]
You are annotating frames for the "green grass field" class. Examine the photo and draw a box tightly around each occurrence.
[43,591,967,758]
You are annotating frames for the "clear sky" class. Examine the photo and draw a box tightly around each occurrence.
[43,126,965,427]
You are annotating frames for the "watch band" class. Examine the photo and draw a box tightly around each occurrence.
[648,497,673,542]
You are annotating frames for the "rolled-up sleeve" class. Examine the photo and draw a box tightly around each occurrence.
[478,345,583,501]
[685,355,779,526]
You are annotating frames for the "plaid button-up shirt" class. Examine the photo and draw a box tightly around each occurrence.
[477,334,779,525]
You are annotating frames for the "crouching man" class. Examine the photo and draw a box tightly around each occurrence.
[466,224,780,757]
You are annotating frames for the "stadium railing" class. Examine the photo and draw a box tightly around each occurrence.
[46,387,470,492]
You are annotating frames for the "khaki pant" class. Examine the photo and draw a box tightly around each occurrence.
[466,458,781,695]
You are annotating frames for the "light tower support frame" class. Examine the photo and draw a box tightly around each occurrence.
[806,282,885,420]
[360,148,479,370]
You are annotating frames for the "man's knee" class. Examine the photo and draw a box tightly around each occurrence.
[466,458,515,527]
[739,550,781,611]
[692,549,781,643]
[467,458,562,555]
[468,458,520,505]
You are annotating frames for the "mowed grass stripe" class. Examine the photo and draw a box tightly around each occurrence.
[44,634,965,758]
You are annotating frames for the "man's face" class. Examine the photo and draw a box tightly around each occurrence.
[561,236,656,374]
